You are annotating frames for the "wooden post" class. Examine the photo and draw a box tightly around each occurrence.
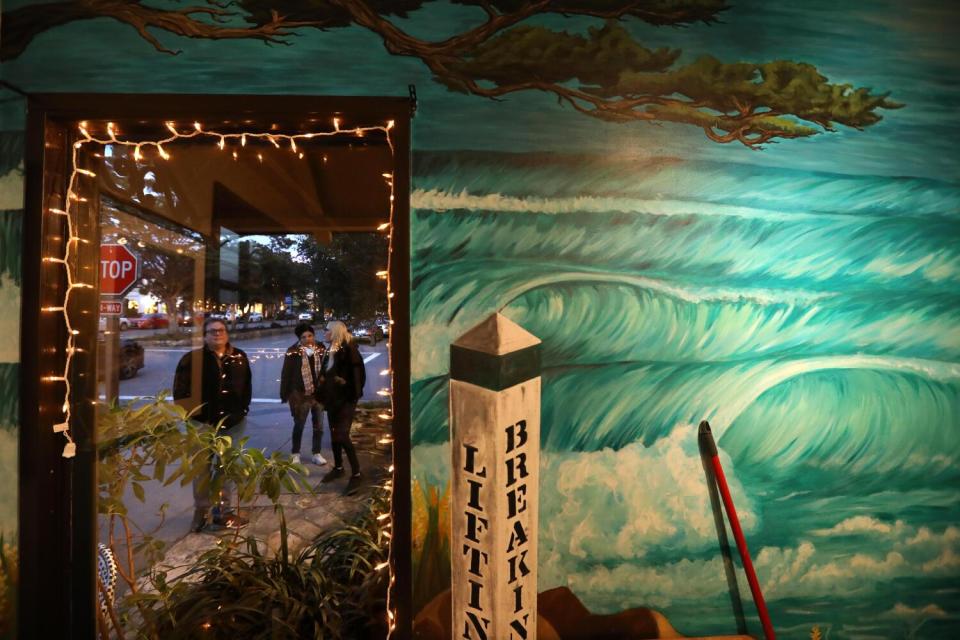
[449,313,541,640]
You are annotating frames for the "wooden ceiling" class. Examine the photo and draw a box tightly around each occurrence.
[90,118,394,238]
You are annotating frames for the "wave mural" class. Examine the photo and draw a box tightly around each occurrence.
[411,152,960,638]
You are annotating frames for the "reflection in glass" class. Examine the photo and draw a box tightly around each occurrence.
[87,124,394,637]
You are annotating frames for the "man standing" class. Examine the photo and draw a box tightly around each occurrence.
[173,317,252,532]
[280,323,328,466]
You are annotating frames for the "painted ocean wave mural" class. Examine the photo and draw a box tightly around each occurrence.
[410,151,960,638]
[413,152,960,218]
[416,358,960,478]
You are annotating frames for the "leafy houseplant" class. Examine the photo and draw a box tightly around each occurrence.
[96,396,310,638]
[134,485,392,639]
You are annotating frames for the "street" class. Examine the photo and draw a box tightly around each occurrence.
[118,331,392,405]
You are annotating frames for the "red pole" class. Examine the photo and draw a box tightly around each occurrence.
[699,421,776,640]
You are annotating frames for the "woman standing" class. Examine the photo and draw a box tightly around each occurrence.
[279,323,328,466]
[320,320,366,494]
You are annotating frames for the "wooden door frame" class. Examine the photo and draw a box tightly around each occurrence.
[21,93,414,639]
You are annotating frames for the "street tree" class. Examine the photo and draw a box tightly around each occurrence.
[296,233,388,320]
[238,240,312,316]
[139,245,194,336]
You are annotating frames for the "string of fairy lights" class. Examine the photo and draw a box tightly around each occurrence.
[46,117,400,636]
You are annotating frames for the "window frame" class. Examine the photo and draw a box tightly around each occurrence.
[22,93,414,638]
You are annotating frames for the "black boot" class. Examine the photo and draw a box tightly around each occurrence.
[343,473,363,496]
[190,508,208,533]
[321,467,345,483]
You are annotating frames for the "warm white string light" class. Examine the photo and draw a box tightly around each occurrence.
[53,115,401,633]
[42,123,102,458]
[379,123,399,640]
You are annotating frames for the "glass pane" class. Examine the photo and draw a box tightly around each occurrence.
[85,122,393,636]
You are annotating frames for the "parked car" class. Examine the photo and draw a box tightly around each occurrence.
[208,310,237,323]
[297,311,314,322]
[137,313,169,330]
[100,315,140,331]
[376,316,390,338]
[119,314,147,330]
[246,312,264,323]
[351,319,384,345]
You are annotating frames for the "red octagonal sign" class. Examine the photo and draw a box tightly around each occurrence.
[99,244,140,297]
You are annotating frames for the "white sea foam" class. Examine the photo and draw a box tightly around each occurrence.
[411,188,872,222]
[0,274,20,362]
[0,427,16,540]
[0,164,24,211]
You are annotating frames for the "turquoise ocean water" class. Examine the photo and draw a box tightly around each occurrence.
[410,151,960,639]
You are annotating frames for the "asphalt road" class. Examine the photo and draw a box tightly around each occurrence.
[117,333,391,405]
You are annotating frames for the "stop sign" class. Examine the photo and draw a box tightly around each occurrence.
[100,244,140,296]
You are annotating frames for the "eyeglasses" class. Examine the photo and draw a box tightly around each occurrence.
[205,328,227,335]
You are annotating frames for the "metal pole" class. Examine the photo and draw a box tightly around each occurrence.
[699,421,776,640]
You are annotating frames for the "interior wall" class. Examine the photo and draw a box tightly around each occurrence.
[2,2,958,638]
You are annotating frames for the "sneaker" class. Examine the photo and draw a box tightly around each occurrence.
[311,453,328,466]
[343,473,363,496]
[291,453,301,464]
[321,467,345,483]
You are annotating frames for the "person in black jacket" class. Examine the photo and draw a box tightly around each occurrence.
[279,323,328,466]
[319,320,366,494]
[173,317,252,532]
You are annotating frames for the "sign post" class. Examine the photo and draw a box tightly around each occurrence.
[99,244,139,402]
[449,313,541,640]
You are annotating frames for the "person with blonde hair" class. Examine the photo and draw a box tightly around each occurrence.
[320,320,366,493]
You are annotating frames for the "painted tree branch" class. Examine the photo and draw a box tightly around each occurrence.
[1,0,902,148]
[0,0,327,60]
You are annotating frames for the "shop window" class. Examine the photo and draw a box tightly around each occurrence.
[21,96,412,637]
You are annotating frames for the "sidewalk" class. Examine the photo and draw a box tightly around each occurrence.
[106,406,393,590]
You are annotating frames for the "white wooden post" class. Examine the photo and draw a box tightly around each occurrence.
[450,313,541,640]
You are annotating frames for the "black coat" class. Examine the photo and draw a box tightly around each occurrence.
[280,342,326,404]
[173,345,251,427]
[321,341,366,409]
